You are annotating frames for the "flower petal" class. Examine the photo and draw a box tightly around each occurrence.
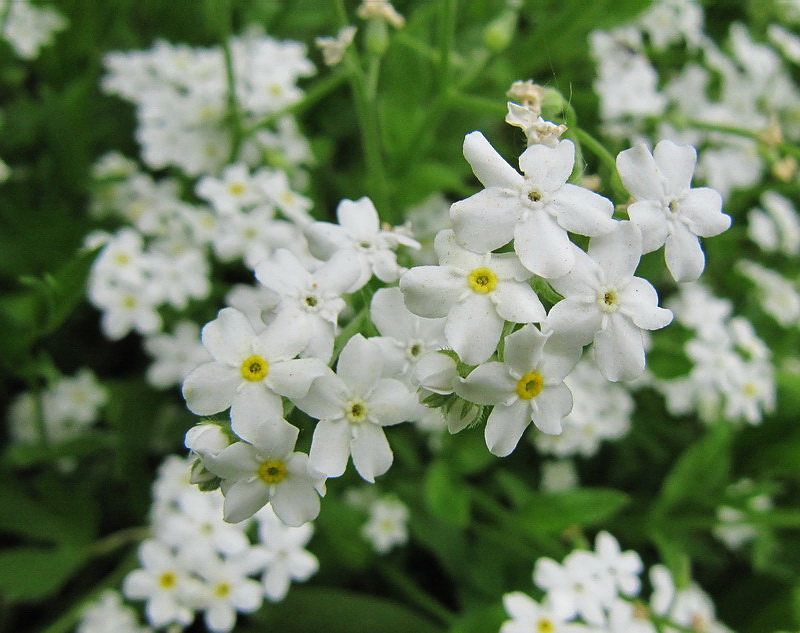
[457,362,516,405]
[627,200,669,253]
[463,130,525,190]
[450,189,522,253]
[308,419,352,478]
[514,213,573,279]
[531,383,572,434]
[202,308,256,365]
[445,295,503,365]
[485,399,531,457]
[654,139,697,196]
[337,334,382,396]
[182,362,239,415]
[588,220,642,283]
[270,474,321,527]
[350,423,393,482]
[592,315,645,382]
[619,277,673,331]
[367,378,418,425]
[679,187,729,237]
[665,223,705,282]
[549,184,615,236]
[518,140,574,191]
[617,143,666,201]
[223,479,271,523]
[492,281,546,323]
[400,265,464,318]
[267,358,329,399]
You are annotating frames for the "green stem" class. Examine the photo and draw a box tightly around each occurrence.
[437,0,456,92]
[221,0,244,163]
[572,128,627,202]
[245,69,349,134]
[334,0,390,219]
[374,560,457,626]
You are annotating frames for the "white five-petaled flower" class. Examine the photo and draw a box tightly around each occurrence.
[457,324,576,457]
[450,132,616,279]
[255,248,362,363]
[305,196,420,292]
[400,229,546,366]
[545,222,673,382]
[181,307,327,441]
[203,420,326,525]
[294,334,419,482]
[616,139,731,282]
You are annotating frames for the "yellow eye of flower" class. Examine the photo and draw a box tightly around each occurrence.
[258,459,287,484]
[516,371,544,399]
[158,571,177,589]
[467,267,498,294]
[241,355,269,381]
[346,398,368,423]
[228,183,245,196]
[537,619,555,633]
[214,582,231,598]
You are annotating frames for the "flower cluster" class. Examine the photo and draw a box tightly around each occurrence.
[102,33,314,176]
[399,121,728,457]
[655,282,775,425]
[501,532,733,633]
[118,455,318,633]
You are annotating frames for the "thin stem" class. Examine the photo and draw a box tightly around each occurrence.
[437,0,456,92]
[572,127,627,202]
[220,0,244,163]
[374,560,457,626]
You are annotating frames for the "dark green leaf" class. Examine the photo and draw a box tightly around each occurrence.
[424,459,471,526]
[0,545,89,603]
[515,488,630,536]
[248,586,444,633]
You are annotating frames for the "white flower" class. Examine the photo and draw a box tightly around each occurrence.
[451,132,615,279]
[255,248,362,363]
[144,321,212,389]
[305,197,420,291]
[78,590,152,633]
[182,307,327,440]
[499,591,577,633]
[193,555,264,633]
[534,550,616,627]
[616,139,731,282]
[294,334,419,482]
[400,229,545,365]
[593,531,643,598]
[254,505,319,601]
[545,222,673,382]
[457,325,576,456]
[362,495,409,553]
[369,286,447,386]
[122,540,201,629]
[204,421,326,525]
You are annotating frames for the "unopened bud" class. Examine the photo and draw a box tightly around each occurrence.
[484,10,518,53]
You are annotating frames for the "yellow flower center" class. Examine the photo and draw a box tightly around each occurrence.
[158,571,177,589]
[516,371,544,400]
[537,619,555,633]
[241,355,269,382]
[257,459,287,484]
[214,582,231,598]
[346,398,368,423]
[228,182,246,196]
[467,267,498,294]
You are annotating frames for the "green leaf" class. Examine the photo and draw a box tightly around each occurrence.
[0,471,96,545]
[423,459,471,526]
[654,422,733,514]
[0,545,89,603]
[19,246,99,341]
[514,488,631,536]
[247,586,444,633]
[448,603,506,633]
